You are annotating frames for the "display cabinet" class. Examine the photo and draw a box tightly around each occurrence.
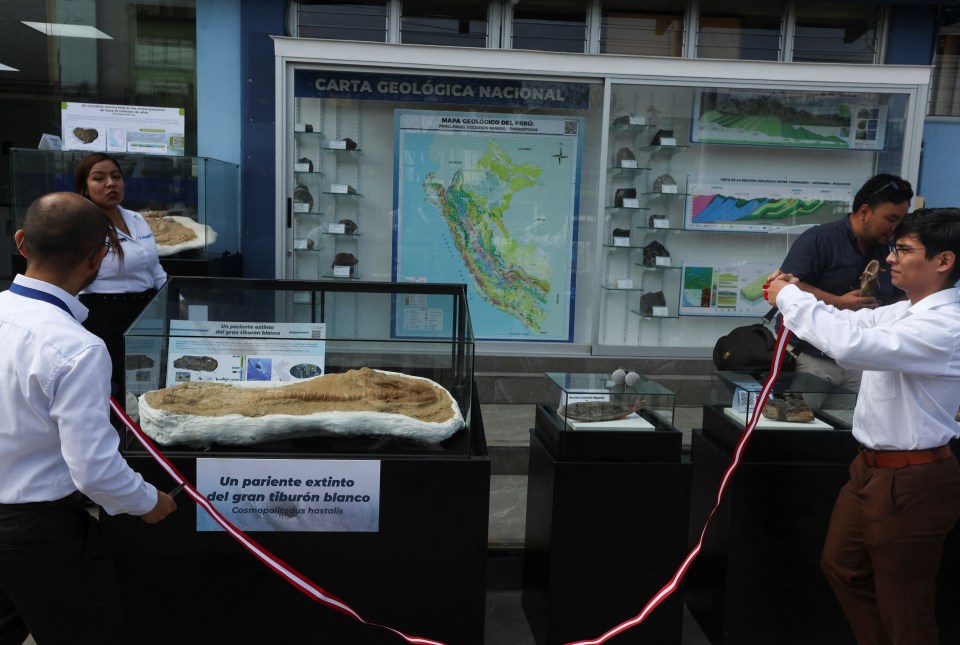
[10,148,241,276]
[123,276,476,458]
[523,372,689,644]
[597,81,915,353]
[276,39,928,355]
[107,276,490,645]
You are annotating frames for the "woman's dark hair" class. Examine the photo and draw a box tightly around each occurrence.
[74,152,124,263]
[895,207,960,283]
[852,173,914,212]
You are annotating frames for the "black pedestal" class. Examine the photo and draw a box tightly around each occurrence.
[522,405,691,645]
[687,406,960,644]
[101,402,489,645]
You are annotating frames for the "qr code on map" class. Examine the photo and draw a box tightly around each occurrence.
[564,120,579,135]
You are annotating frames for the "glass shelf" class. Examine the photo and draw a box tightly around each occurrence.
[322,191,363,197]
[294,170,325,178]
[294,128,324,137]
[633,262,680,270]
[606,165,651,174]
[601,284,645,291]
[640,191,690,197]
[324,147,364,156]
[605,206,651,213]
[322,231,362,237]
[321,272,363,279]
[631,310,679,319]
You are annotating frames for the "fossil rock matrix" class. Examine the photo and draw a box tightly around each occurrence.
[138,368,465,446]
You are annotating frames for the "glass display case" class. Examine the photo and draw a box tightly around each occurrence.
[598,81,915,352]
[535,370,680,461]
[10,148,241,274]
[709,370,856,431]
[123,277,476,458]
[544,370,675,432]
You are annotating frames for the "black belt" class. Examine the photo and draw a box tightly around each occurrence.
[0,491,84,511]
[80,289,157,304]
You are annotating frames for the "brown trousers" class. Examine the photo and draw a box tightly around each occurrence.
[821,454,960,644]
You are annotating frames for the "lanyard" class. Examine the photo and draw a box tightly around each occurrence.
[8,283,74,318]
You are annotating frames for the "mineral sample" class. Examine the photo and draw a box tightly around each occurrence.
[173,355,219,372]
[73,127,99,143]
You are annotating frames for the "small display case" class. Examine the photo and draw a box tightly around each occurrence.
[710,370,856,430]
[705,370,857,461]
[536,371,680,461]
[10,148,241,275]
[123,277,477,459]
[546,371,675,431]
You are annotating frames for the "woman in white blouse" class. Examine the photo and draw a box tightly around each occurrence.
[75,152,167,398]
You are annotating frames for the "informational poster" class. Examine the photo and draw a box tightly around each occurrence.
[692,88,888,151]
[685,175,854,233]
[196,458,380,533]
[393,110,582,342]
[61,102,185,155]
[680,262,777,317]
[166,320,325,386]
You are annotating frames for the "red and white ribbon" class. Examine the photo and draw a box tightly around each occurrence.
[109,397,448,645]
[564,327,794,645]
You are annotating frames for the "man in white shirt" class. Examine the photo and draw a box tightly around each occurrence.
[0,192,177,645]
[767,207,960,644]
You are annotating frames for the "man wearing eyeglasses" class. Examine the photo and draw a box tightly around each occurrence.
[777,174,914,409]
[766,207,960,645]
[0,193,177,644]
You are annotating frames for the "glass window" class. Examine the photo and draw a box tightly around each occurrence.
[792,2,879,64]
[297,1,387,41]
[930,26,960,117]
[401,0,487,47]
[600,0,685,57]
[512,0,587,53]
[697,0,783,61]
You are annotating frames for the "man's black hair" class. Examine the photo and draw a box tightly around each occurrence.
[895,207,960,283]
[852,173,914,212]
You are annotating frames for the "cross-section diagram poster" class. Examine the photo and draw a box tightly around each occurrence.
[393,110,582,341]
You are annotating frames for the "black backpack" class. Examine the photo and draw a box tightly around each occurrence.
[713,311,796,374]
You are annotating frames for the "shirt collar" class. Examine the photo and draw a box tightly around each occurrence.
[906,286,960,316]
[13,274,89,323]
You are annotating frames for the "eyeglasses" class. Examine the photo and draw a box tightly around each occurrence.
[869,180,902,199]
[888,243,926,259]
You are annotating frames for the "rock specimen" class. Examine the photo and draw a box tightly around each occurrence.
[141,210,198,246]
[762,393,814,423]
[558,397,645,422]
[138,367,464,446]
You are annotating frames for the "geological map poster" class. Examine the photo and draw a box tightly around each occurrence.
[393,110,582,342]
[685,175,854,233]
[692,88,888,150]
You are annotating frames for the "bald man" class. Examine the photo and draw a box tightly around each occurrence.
[0,192,176,645]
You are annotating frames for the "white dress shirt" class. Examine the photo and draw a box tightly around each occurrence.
[82,205,167,294]
[0,274,158,515]
[777,284,960,450]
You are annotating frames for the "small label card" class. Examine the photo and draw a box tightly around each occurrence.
[733,388,760,414]
[616,278,634,289]
[293,238,308,250]
[294,124,308,132]
[619,159,638,169]
[333,266,352,278]
[330,184,356,194]
[293,203,310,213]
[294,162,311,173]
[651,215,669,228]
[660,185,678,194]
[621,198,640,209]
[627,116,646,126]
[328,223,346,234]
[658,137,677,147]
[613,236,631,247]
[655,256,672,267]
[652,306,669,317]
[327,139,348,149]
